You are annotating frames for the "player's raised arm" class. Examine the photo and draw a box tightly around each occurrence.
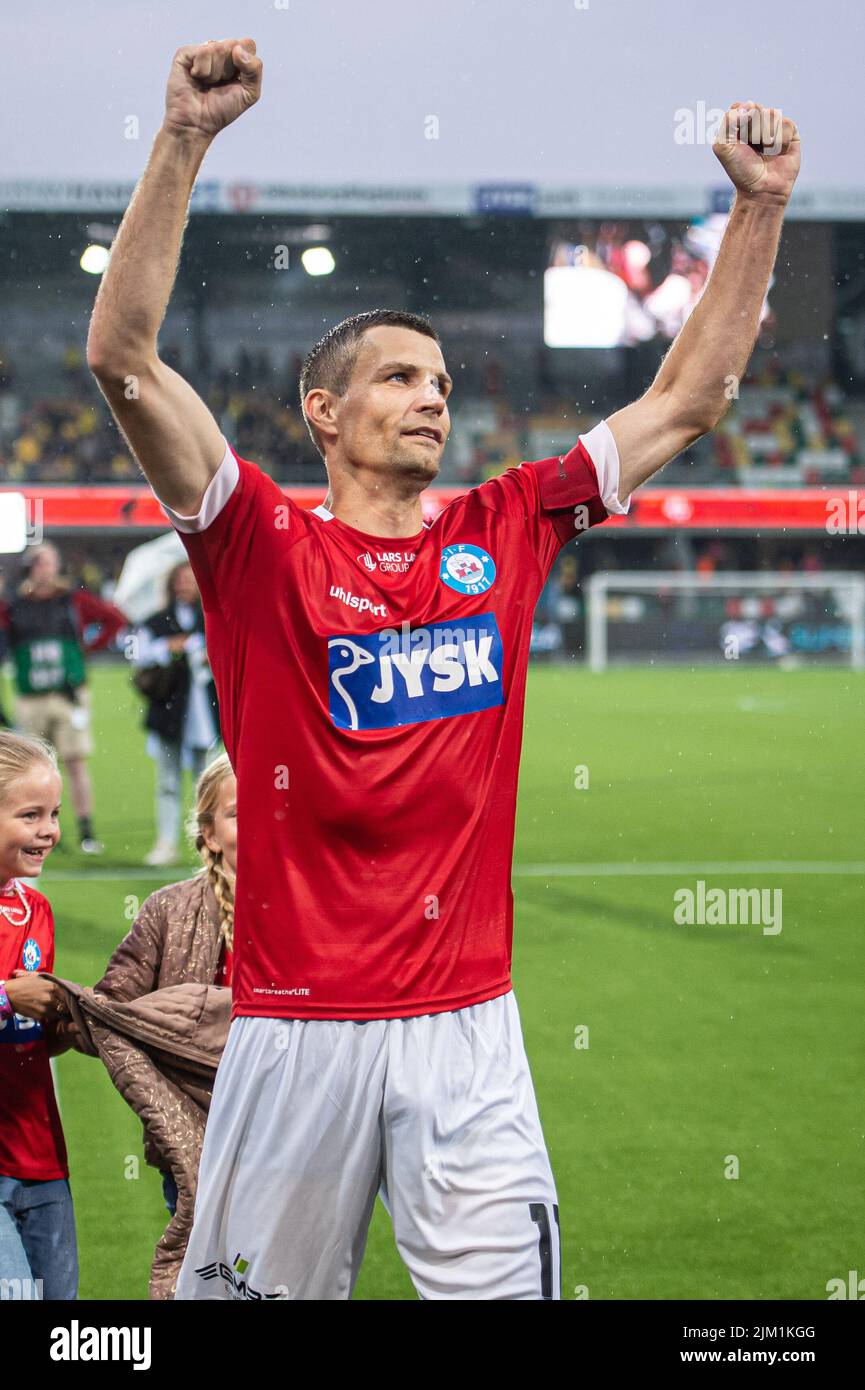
[605,102,801,503]
[86,39,264,515]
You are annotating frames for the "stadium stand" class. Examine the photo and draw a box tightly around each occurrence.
[1,345,861,489]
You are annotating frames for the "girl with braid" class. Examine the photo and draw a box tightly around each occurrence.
[92,750,236,995]
[42,752,237,1219]
[94,751,235,1215]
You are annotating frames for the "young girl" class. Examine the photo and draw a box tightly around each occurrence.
[0,729,77,1300]
[52,752,236,1219]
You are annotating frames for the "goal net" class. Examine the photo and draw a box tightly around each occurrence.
[585,571,865,670]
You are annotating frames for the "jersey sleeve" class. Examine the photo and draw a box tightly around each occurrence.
[524,418,630,542]
[154,438,297,618]
[471,419,631,577]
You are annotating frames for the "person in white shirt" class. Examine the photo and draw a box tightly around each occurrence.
[132,562,221,866]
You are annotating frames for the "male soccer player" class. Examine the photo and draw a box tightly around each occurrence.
[87,38,800,1299]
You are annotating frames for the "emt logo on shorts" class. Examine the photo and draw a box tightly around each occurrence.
[328,614,504,731]
[439,544,496,595]
[195,1251,287,1300]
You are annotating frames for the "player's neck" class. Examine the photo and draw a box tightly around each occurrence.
[322,478,426,538]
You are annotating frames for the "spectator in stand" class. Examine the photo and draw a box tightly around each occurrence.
[0,350,21,450]
[132,562,221,867]
[482,357,503,398]
[235,347,253,391]
[802,546,824,573]
[61,344,90,396]
[6,542,127,854]
[553,553,583,657]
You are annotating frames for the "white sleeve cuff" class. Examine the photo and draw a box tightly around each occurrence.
[158,439,239,533]
[578,420,631,515]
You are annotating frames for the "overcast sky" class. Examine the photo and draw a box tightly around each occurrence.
[5,0,863,189]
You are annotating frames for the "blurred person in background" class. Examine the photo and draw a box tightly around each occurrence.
[0,348,21,450]
[552,552,583,657]
[132,562,221,867]
[6,543,127,854]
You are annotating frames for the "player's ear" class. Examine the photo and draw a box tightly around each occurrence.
[305,388,339,445]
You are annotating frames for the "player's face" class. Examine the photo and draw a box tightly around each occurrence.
[0,763,63,880]
[336,326,452,483]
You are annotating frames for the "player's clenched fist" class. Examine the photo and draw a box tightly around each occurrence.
[164,38,263,141]
[713,102,801,206]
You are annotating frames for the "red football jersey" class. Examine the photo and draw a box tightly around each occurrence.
[215,938,233,989]
[0,879,69,1180]
[159,421,628,1020]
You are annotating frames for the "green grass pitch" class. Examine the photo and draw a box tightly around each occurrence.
[34,662,864,1300]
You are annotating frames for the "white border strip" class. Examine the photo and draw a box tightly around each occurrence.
[35,860,865,883]
[158,439,239,534]
[514,861,865,877]
[579,420,631,516]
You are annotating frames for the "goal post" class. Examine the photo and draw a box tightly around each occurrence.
[586,571,865,671]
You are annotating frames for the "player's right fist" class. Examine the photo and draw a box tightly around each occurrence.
[164,38,263,141]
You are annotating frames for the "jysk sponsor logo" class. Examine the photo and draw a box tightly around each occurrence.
[328,613,504,731]
[195,1251,287,1301]
[440,544,496,595]
[0,1013,42,1044]
[0,937,45,1042]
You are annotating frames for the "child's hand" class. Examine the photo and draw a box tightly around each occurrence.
[7,972,67,1020]
[47,1018,82,1056]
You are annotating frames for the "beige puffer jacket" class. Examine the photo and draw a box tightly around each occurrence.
[51,872,232,1299]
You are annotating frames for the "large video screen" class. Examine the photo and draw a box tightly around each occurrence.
[544,215,773,348]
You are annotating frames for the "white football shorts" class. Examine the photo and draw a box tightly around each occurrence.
[174,988,561,1301]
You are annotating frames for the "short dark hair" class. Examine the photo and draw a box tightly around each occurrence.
[298,309,441,461]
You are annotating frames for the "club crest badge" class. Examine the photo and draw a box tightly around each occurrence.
[22,938,42,972]
[439,544,496,595]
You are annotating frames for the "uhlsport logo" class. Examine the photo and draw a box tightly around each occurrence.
[328,614,504,731]
[22,938,42,971]
[195,1251,288,1300]
[439,543,496,595]
[329,584,388,619]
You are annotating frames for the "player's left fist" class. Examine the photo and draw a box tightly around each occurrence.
[713,102,801,206]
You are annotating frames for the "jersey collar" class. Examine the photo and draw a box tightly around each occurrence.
[309,504,431,540]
